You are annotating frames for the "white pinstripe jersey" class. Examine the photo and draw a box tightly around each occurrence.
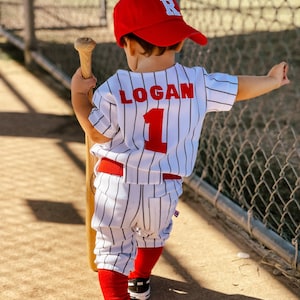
[89,63,238,184]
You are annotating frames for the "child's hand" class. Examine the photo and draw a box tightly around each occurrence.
[71,67,97,96]
[267,62,290,88]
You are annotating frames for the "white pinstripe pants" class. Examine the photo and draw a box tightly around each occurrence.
[91,173,183,275]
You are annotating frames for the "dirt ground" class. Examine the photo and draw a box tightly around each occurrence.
[0,41,299,300]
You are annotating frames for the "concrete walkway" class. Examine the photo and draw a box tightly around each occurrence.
[0,42,299,300]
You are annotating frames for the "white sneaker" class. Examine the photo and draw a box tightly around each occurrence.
[128,278,151,300]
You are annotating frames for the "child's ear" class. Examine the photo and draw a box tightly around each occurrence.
[175,40,185,52]
[124,37,138,56]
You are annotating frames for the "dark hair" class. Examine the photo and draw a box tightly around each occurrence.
[120,33,180,56]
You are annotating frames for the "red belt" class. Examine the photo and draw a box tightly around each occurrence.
[97,157,181,180]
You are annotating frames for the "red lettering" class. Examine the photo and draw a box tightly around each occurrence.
[150,85,163,100]
[133,88,147,102]
[180,83,194,98]
[166,84,180,99]
[120,83,194,104]
[120,90,132,104]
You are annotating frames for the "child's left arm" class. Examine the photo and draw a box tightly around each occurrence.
[236,62,290,101]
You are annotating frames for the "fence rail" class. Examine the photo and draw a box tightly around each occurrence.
[0,0,299,281]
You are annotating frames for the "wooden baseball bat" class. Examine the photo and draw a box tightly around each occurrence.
[74,37,98,272]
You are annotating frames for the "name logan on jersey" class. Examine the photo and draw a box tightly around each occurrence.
[120,83,194,104]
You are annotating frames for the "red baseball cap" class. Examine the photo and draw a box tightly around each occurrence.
[113,0,207,47]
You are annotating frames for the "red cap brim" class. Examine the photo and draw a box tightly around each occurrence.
[131,19,207,47]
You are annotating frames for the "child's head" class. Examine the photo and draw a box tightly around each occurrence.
[113,0,207,49]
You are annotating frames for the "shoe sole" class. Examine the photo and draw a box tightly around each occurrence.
[129,287,151,300]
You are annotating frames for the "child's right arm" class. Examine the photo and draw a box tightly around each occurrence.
[71,68,111,144]
[236,62,290,101]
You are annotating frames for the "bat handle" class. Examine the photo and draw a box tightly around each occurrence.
[79,51,93,79]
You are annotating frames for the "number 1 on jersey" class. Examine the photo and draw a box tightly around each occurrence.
[144,108,167,153]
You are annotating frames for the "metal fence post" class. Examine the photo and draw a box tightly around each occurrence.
[100,0,107,27]
[176,0,181,63]
[24,0,37,68]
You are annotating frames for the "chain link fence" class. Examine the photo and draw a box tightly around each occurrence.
[1,0,299,282]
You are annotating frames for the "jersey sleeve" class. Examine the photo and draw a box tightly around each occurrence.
[88,84,119,139]
[204,71,238,112]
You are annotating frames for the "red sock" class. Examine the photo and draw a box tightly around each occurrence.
[129,247,163,279]
[98,269,130,300]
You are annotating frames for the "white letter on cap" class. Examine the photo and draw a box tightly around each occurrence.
[160,0,181,16]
